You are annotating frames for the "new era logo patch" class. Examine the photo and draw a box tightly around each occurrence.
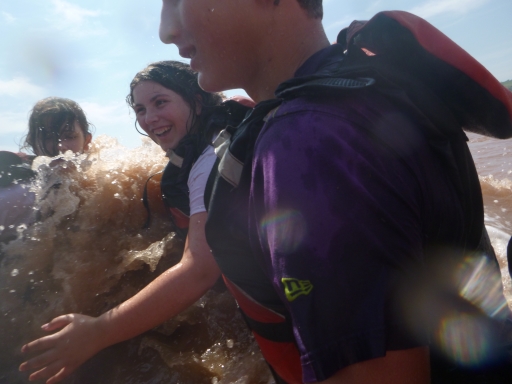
[281,278,313,302]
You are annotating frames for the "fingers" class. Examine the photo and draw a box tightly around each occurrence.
[20,348,76,383]
[19,313,95,383]
[47,366,74,384]
[42,314,75,332]
[21,334,57,355]
[27,360,72,384]
[20,348,59,373]
[21,314,75,354]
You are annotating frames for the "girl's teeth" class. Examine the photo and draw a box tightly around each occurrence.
[155,127,171,136]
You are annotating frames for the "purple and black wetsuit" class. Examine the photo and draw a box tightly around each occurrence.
[206,44,494,383]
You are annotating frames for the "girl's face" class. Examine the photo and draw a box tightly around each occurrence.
[132,81,195,152]
[41,121,92,156]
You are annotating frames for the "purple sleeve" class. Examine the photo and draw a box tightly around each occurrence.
[248,96,461,382]
[0,184,36,242]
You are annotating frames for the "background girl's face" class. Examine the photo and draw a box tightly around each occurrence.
[132,81,194,152]
[41,121,91,156]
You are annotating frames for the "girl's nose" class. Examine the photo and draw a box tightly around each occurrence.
[145,109,159,125]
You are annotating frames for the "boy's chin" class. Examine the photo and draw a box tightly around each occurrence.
[197,72,236,94]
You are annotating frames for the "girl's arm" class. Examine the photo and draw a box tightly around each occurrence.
[19,212,220,384]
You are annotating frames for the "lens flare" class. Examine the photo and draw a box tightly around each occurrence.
[401,251,510,369]
[260,210,307,254]
[456,255,509,320]
[433,254,509,367]
[436,312,492,366]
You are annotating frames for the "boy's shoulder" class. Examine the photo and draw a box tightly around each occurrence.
[266,88,401,133]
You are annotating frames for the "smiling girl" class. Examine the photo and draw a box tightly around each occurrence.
[127,61,232,232]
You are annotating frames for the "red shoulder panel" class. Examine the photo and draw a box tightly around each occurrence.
[381,10,512,124]
[343,11,512,138]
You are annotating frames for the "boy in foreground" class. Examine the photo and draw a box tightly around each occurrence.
[163,0,512,383]
[160,1,457,383]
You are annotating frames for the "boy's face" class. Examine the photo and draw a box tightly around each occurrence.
[159,0,260,93]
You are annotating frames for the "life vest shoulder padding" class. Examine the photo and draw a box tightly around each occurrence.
[340,10,512,139]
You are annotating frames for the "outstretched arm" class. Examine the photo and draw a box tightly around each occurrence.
[19,212,220,383]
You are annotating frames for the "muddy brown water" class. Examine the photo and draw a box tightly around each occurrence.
[1,132,512,384]
[0,137,272,384]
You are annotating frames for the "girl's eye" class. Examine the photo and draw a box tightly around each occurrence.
[155,99,167,107]
[135,107,145,115]
[60,134,78,141]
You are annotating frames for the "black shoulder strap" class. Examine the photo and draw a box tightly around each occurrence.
[277,77,375,99]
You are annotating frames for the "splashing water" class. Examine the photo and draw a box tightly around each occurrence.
[0,135,272,384]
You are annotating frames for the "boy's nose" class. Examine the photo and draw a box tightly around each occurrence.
[159,2,181,44]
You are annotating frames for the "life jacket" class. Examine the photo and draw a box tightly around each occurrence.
[141,100,252,236]
[205,11,512,383]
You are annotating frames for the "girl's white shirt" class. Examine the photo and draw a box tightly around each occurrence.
[187,144,216,216]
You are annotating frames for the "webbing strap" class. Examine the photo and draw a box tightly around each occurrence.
[278,77,375,99]
[141,170,163,229]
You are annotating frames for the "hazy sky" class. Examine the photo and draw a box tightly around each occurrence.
[1,0,511,152]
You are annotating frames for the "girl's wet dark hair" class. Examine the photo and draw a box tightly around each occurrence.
[126,61,224,151]
[23,97,92,157]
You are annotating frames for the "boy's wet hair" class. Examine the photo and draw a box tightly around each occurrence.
[127,61,224,149]
[24,97,92,157]
[297,0,323,18]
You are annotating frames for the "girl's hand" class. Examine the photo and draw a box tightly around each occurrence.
[19,314,106,384]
